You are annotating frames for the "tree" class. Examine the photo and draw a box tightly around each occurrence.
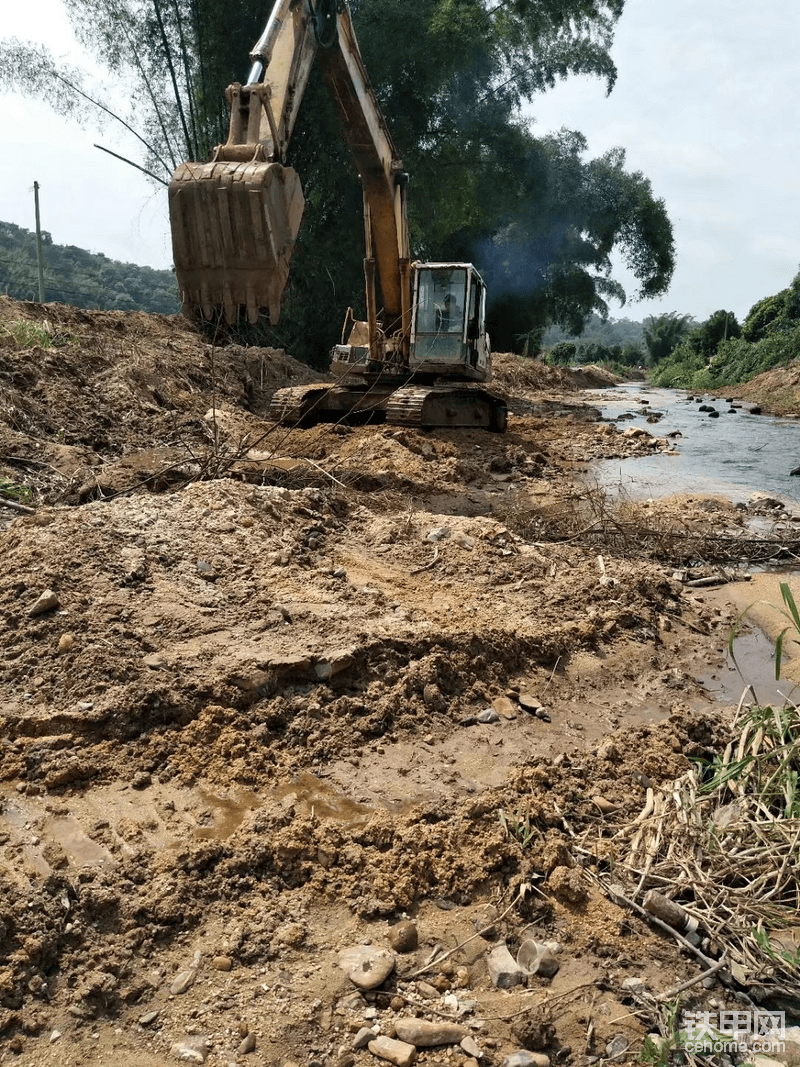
[643,311,694,364]
[742,268,800,342]
[688,309,741,359]
[1,0,675,360]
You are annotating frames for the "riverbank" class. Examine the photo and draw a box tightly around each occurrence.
[1,300,797,1066]
[712,360,800,417]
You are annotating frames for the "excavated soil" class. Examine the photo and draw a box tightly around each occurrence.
[0,297,770,1066]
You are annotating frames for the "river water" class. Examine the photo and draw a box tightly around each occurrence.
[590,382,800,506]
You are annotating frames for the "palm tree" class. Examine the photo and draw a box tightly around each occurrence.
[643,312,694,364]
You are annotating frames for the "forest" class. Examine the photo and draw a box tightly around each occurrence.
[648,270,800,389]
[0,220,179,315]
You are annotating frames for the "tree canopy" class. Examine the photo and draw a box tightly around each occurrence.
[1,0,675,361]
[643,311,694,364]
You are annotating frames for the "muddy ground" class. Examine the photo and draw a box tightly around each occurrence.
[0,297,789,1066]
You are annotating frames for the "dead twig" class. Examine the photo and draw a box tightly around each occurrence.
[410,545,440,575]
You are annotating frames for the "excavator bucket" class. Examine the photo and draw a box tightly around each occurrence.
[168,160,304,325]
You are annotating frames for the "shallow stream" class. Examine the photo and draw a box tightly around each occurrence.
[591,382,800,505]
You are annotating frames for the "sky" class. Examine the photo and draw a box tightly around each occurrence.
[1,0,799,325]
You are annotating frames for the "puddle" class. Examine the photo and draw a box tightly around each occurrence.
[194,787,262,840]
[701,628,796,708]
[44,816,109,866]
[272,772,372,822]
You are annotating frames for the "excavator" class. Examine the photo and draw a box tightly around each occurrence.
[168,0,507,432]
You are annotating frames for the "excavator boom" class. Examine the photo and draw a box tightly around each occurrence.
[168,0,408,329]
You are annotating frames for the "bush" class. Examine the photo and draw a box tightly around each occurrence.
[546,341,577,366]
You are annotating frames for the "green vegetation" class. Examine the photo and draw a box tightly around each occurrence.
[0,477,33,504]
[497,807,535,850]
[545,338,644,371]
[0,221,179,315]
[651,270,800,389]
[642,311,694,363]
[0,0,675,362]
[543,312,646,350]
[0,317,57,349]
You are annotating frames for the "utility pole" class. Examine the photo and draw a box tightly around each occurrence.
[33,181,46,303]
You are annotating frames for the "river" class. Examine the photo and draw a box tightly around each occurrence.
[590,382,800,506]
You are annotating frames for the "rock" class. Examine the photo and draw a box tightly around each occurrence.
[461,1036,482,1058]
[170,1037,211,1063]
[472,904,500,939]
[517,693,541,712]
[58,632,75,652]
[170,965,198,995]
[353,1027,377,1050]
[388,920,418,953]
[516,939,560,978]
[427,527,450,542]
[29,590,60,617]
[477,709,500,724]
[338,945,396,990]
[592,795,619,815]
[393,1018,468,1046]
[415,981,440,999]
[314,648,355,681]
[143,652,167,670]
[212,956,233,971]
[455,534,476,550]
[368,1035,417,1066]
[492,696,517,719]
[139,1010,160,1026]
[621,976,646,996]
[238,1033,256,1055]
[423,684,442,705]
[49,1030,62,1043]
[486,943,526,988]
[605,1035,629,1059]
[502,1054,550,1067]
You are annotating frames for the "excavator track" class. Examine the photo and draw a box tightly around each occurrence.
[268,385,337,425]
[269,381,400,426]
[385,385,508,432]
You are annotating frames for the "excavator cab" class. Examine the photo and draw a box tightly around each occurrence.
[409,264,491,381]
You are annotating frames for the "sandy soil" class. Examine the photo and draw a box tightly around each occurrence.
[0,297,781,1066]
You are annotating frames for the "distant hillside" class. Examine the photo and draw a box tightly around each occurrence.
[0,220,179,315]
[542,312,645,349]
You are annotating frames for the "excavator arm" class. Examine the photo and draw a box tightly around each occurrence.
[169,0,410,334]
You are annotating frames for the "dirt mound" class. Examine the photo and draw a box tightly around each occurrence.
[0,299,765,1065]
[719,360,800,416]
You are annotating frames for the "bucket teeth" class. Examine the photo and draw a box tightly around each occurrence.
[169,161,304,325]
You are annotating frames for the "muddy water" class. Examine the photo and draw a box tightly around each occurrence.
[591,383,800,505]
